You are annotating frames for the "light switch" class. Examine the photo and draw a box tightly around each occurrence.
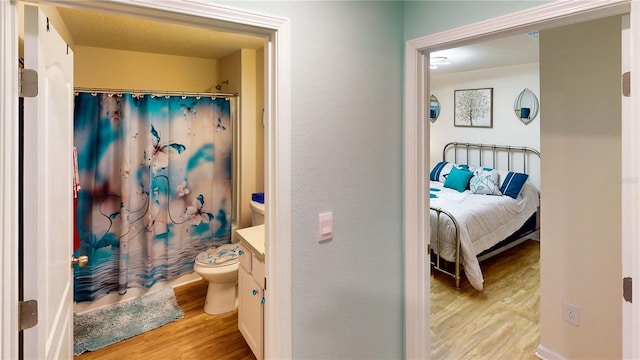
[318,212,333,241]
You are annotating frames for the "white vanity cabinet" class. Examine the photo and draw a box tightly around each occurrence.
[236,225,265,360]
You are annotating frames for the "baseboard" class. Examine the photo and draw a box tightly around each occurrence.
[535,344,568,360]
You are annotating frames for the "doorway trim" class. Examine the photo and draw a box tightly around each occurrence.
[0,1,20,358]
[1,1,292,359]
[404,0,637,359]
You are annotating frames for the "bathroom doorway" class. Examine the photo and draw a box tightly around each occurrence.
[7,1,292,358]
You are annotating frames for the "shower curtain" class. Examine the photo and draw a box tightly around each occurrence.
[73,92,233,302]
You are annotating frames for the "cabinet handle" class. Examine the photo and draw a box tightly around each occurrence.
[239,250,243,256]
[261,297,266,304]
[252,289,258,296]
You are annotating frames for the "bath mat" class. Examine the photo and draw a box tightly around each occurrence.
[73,287,184,355]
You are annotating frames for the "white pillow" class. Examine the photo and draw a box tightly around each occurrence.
[469,168,502,195]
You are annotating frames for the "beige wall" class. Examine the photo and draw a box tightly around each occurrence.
[539,16,622,358]
[255,48,265,194]
[431,62,541,189]
[220,49,264,229]
[74,46,219,91]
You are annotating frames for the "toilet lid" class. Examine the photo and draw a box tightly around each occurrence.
[195,243,241,267]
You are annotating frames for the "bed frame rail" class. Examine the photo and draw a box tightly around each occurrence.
[430,207,461,289]
[442,141,540,175]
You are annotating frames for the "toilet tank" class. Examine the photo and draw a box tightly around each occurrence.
[249,200,265,225]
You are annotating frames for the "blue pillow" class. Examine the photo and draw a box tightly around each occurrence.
[429,161,450,182]
[500,172,529,199]
[443,167,474,192]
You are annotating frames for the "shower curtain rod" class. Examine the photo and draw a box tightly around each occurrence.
[74,87,238,98]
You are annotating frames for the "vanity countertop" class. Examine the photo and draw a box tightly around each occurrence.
[235,224,265,261]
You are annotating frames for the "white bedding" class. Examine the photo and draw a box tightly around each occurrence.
[429,180,539,290]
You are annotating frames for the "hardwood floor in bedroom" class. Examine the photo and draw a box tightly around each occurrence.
[75,279,256,360]
[431,238,540,360]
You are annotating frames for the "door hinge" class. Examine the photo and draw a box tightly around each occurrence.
[19,299,38,331]
[623,72,630,97]
[623,277,632,303]
[19,68,38,98]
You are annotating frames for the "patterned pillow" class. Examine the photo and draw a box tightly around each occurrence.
[470,168,502,195]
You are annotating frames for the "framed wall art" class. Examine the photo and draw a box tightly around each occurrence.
[454,87,493,128]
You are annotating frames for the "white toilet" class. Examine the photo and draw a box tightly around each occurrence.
[193,243,240,315]
[249,200,265,225]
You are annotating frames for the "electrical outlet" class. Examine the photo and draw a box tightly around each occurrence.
[563,302,580,326]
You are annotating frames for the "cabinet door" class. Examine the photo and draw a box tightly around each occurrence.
[238,266,263,359]
[239,243,252,272]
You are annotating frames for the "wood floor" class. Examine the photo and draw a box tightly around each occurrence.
[75,280,256,360]
[431,239,540,360]
[75,240,538,360]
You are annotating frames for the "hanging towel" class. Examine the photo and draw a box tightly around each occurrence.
[73,147,81,250]
[73,147,81,197]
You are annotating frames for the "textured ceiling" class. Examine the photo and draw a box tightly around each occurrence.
[430,33,539,75]
[56,7,265,59]
[56,6,536,72]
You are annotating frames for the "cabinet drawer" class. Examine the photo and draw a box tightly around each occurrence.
[239,243,252,272]
[251,254,265,286]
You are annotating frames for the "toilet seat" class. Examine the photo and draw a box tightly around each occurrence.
[195,257,239,268]
[195,243,241,267]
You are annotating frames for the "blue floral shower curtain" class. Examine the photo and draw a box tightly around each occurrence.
[73,92,233,302]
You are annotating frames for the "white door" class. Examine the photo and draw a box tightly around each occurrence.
[22,5,75,359]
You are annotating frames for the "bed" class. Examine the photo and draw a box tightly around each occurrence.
[429,142,540,290]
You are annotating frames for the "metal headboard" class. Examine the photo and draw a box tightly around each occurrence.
[442,142,540,175]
